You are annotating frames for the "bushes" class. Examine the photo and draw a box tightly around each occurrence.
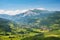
[44,37,60,40]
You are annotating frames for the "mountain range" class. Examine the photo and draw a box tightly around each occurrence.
[0,9,60,28]
[0,9,54,22]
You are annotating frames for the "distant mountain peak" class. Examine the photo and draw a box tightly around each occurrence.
[14,9,49,17]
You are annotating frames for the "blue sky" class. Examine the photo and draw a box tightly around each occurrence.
[0,0,60,15]
[0,0,60,11]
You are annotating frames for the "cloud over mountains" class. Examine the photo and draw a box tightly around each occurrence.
[0,8,46,15]
[0,10,28,15]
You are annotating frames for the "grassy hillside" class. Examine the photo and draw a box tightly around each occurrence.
[0,11,60,40]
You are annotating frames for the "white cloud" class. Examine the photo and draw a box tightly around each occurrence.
[0,8,46,15]
[28,8,46,10]
[0,9,28,15]
[37,8,46,10]
[0,10,5,13]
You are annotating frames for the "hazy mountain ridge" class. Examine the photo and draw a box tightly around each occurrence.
[0,9,53,22]
[0,9,60,28]
[0,18,11,32]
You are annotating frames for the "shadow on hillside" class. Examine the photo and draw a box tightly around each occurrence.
[44,37,60,40]
[22,36,60,40]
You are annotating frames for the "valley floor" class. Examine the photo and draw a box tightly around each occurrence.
[0,28,60,40]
